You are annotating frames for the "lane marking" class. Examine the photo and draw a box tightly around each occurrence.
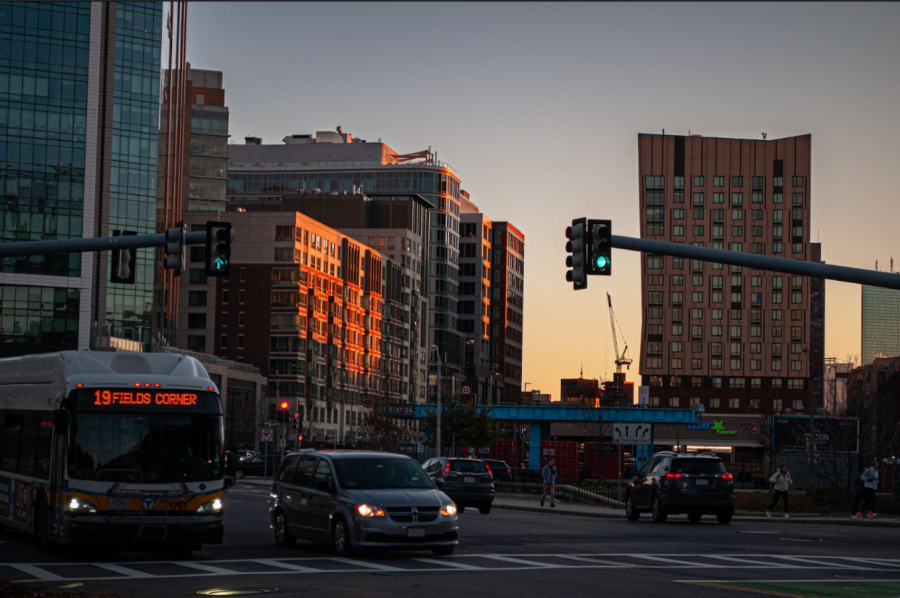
[94,563,155,578]
[705,555,794,568]
[556,555,636,567]
[771,556,879,570]
[10,564,64,581]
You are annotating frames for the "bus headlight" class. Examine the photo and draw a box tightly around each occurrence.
[67,497,98,514]
[197,498,223,514]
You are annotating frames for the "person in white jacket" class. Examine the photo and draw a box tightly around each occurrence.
[860,461,880,518]
[767,464,793,518]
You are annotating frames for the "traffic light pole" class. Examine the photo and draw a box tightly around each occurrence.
[610,234,900,291]
[0,230,210,258]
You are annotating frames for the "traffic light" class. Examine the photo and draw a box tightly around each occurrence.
[206,221,233,277]
[277,400,290,423]
[292,411,302,430]
[588,219,612,276]
[297,434,304,444]
[163,221,186,275]
[110,230,137,284]
[565,217,588,290]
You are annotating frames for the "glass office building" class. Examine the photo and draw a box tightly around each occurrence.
[0,2,162,356]
[861,284,900,366]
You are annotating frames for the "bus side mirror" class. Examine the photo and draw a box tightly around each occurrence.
[53,409,70,435]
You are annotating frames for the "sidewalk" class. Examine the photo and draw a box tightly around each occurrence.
[237,479,900,527]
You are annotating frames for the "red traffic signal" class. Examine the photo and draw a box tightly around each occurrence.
[279,401,290,410]
[297,434,304,442]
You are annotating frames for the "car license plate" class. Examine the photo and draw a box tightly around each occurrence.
[695,479,709,486]
[407,528,426,538]
[463,476,475,483]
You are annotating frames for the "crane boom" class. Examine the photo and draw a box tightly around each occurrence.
[607,292,633,374]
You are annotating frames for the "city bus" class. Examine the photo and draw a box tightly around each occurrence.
[0,351,225,553]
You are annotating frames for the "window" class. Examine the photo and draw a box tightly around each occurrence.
[188,291,207,307]
[751,192,763,204]
[220,335,228,349]
[711,325,722,336]
[793,399,804,411]
[691,324,703,338]
[792,193,804,207]
[713,192,724,204]
[793,176,804,187]
[673,209,685,220]
[732,226,744,237]
[671,358,683,369]
[729,398,740,409]
[732,176,743,187]
[668,397,680,408]
[672,275,683,286]
[731,193,743,207]
[189,269,207,285]
[752,209,763,221]
[647,255,664,269]
[732,209,743,221]
[672,292,683,306]
[693,176,705,187]
[709,397,721,409]
[791,291,803,304]
[671,341,682,353]
[672,324,683,336]
[187,335,206,352]
[674,176,684,189]
[673,225,685,236]
[693,192,704,207]
[692,292,703,303]
[750,398,761,410]
[771,358,782,371]
[693,275,704,286]
[187,313,207,329]
[711,309,722,320]
[752,176,764,190]
[714,176,724,187]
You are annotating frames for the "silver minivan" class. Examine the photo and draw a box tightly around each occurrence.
[269,451,459,556]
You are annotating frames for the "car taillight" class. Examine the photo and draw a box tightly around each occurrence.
[484,463,493,480]
[664,473,682,480]
[439,461,451,478]
[721,473,733,481]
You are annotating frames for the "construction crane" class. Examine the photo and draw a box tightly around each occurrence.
[607,293,632,374]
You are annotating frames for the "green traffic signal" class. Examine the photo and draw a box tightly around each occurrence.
[595,255,609,269]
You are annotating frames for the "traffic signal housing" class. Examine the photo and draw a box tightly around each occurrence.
[277,400,290,423]
[588,219,612,276]
[206,221,232,277]
[565,217,588,290]
[110,230,137,284]
[163,222,186,275]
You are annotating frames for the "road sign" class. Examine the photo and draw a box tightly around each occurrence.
[461,381,473,395]
[749,423,761,434]
[265,421,281,428]
[261,429,274,442]
[613,422,653,445]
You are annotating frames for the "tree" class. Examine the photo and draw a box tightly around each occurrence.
[423,394,497,457]
[356,401,407,452]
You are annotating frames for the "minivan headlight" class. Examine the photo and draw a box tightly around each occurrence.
[67,497,98,514]
[440,503,457,516]
[355,504,386,518]
[197,498,224,514]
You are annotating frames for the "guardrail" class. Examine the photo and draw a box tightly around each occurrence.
[496,477,624,507]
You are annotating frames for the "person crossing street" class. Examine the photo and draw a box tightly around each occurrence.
[541,458,557,507]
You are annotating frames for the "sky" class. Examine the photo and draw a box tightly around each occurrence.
[185,2,900,398]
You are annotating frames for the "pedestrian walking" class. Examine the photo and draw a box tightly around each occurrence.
[767,463,793,518]
[541,458,557,507]
[851,466,866,519]
[860,461,880,518]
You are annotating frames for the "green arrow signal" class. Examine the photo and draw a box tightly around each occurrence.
[214,257,227,270]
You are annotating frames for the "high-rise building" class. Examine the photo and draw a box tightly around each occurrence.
[179,209,383,445]
[0,2,172,356]
[861,284,900,366]
[637,133,822,415]
[490,220,525,403]
[227,130,465,395]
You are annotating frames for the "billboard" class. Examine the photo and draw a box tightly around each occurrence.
[772,416,859,453]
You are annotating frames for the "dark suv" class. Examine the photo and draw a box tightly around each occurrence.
[481,459,512,482]
[625,451,734,524]
[422,458,495,514]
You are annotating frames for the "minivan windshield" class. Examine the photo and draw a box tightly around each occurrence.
[335,458,433,490]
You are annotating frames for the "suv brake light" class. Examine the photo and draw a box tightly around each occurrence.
[483,463,493,481]
[721,473,733,481]
[664,473,682,480]
[439,461,451,478]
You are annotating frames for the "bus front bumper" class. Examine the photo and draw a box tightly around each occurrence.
[66,515,224,546]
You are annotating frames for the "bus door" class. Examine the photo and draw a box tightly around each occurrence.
[48,417,67,540]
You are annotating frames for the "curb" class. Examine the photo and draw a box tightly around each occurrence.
[493,502,900,527]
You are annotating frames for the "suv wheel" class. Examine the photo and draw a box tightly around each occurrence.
[651,494,668,523]
[235,470,244,480]
[716,511,733,525]
[479,503,492,515]
[625,495,640,521]
[274,511,296,548]
[688,512,702,523]
[333,519,353,556]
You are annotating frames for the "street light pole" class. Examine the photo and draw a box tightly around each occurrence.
[803,346,815,496]
[432,344,442,458]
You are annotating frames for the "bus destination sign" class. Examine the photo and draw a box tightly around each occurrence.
[92,389,199,406]
[72,388,222,414]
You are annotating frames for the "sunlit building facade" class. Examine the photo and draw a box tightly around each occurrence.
[861,284,900,366]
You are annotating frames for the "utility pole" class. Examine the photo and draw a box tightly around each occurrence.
[433,345,442,458]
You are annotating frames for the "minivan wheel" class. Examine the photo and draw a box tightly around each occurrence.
[274,511,296,548]
[333,519,353,556]
[651,494,668,523]
[688,512,702,523]
[626,495,640,521]
[432,545,455,556]
[235,470,244,480]
[716,511,733,525]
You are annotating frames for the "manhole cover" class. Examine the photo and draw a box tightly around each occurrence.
[197,589,279,596]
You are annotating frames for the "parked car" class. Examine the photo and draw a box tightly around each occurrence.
[237,450,257,461]
[481,459,512,482]
[625,451,735,524]
[234,453,283,479]
[224,451,240,488]
[422,458,495,514]
[269,451,458,556]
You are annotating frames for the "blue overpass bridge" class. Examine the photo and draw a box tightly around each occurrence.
[411,405,701,468]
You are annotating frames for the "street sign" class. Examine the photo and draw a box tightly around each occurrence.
[749,423,761,435]
[613,422,653,445]
[461,381,473,395]
[261,429,273,442]
[265,421,281,428]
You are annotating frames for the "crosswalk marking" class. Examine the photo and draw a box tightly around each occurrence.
[10,564,64,581]
[94,563,154,578]
[10,553,898,584]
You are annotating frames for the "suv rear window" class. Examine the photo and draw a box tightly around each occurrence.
[671,459,726,474]
[449,460,488,473]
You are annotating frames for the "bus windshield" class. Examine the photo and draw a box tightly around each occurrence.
[69,413,224,483]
